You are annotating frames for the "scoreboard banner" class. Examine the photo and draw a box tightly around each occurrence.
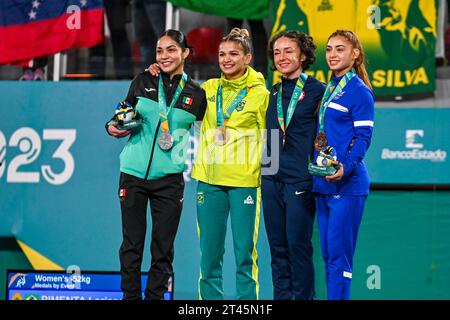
[6,270,173,300]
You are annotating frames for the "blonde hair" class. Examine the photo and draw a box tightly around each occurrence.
[328,30,372,90]
[222,28,252,54]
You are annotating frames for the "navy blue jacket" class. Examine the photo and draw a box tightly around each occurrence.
[263,76,326,189]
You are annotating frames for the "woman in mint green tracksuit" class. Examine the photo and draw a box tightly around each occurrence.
[107,30,206,300]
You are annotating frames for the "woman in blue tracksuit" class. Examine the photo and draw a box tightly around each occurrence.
[313,30,375,300]
[262,30,325,300]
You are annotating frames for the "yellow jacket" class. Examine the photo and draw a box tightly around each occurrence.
[191,66,270,187]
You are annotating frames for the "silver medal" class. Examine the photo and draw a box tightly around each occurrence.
[158,132,173,151]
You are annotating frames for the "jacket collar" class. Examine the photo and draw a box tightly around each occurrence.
[161,72,184,86]
[220,67,250,90]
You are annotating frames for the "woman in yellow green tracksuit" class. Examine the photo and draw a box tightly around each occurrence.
[191,28,270,300]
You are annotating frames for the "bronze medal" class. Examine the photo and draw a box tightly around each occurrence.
[314,132,327,151]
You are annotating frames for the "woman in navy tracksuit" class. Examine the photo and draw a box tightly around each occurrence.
[262,30,325,300]
[313,30,375,300]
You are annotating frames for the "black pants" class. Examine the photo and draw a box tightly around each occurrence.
[118,172,184,300]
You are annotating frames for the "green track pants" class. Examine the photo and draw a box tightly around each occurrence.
[196,181,261,300]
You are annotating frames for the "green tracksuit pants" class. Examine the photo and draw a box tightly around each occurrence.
[196,181,261,300]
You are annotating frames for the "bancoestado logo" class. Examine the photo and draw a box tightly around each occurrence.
[381,130,447,162]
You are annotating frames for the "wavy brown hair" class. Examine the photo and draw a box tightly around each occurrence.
[268,30,316,71]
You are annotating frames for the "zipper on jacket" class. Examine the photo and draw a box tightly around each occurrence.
[208,143,216,185]
[144,121,161,180]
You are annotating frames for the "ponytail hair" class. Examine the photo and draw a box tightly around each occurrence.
[328,30,372,90]
[159,29,191,52]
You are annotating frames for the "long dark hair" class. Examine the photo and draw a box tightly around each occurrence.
[159,29,191,54]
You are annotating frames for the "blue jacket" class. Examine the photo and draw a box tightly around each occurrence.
[263,76,325,189]
[313,75,375,195]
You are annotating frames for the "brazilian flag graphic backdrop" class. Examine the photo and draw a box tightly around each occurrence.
[270,0,438,97]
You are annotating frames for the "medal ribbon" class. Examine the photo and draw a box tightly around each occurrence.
[216,84,248,127]
[158,72,188,133]
[318,69,356,133]
[276,73,308,135]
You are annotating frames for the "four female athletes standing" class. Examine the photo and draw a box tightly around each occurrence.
[113,25,374,300]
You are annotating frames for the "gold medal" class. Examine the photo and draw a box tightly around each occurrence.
[314,132,327,151]
[215,126,228,146]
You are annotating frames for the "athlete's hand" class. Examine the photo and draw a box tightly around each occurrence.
[145,63,161,77]
[325,161,344,182]
[108,122,131,138]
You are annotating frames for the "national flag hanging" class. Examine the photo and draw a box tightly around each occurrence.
[0,0,104,65]
[167,0,269,20]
